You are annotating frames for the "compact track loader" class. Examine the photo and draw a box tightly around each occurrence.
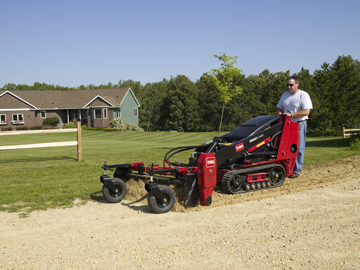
[100,114,299,213]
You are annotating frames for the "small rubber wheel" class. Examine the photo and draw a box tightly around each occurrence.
[102,178,127,203]
[147,185,175,214]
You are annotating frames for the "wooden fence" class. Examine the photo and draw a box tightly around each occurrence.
[343,127,360,138]
[0,123,82,161]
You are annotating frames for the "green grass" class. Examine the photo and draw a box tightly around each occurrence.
[0,130,358,215]
[305,136,359,164]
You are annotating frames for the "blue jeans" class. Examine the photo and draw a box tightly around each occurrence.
[294,121,307,174]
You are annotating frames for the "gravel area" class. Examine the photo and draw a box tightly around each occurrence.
[1,156,360,269]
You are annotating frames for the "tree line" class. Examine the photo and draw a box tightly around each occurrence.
[2,55,359,135]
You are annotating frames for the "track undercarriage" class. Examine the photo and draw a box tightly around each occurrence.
[221,163,286,194]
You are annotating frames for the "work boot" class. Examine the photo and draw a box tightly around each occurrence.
[289,172,300,178]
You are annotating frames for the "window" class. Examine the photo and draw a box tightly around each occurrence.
[0,114,6,124]
[116,109,121,118]
[104,108,107,119]
[94,109,102,119]
[134,108,138,117]
[81,110,87,120]
[12,114,24,122]
[74,110,87,120]
[41,111,46,118]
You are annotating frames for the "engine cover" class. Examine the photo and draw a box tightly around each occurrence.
[197,153,217,206]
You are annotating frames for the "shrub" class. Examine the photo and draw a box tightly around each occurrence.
[42,117,60,127]
[307,127,342,136]
[85,127,105,131]
[1,126,12,131]
[109,119,125,130]
[16,126,29,130]
[63,123,77,129]
[125,122,144,131]
[108,119,144,132]
[104,127,118,131]
[29,125,43,130]
[350,136,360,151]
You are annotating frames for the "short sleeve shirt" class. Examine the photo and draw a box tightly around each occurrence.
[276,90,313,122]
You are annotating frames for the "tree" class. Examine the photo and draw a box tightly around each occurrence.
[233,74,268,123]
[206,53,243,136]
[139,81,167,131]
[160,75,201,132]
[311,55,360,134]
[265,71,290,114]
[196,74,222,131]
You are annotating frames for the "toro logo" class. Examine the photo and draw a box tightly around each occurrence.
[235,142,245,152]
[206,157,216,168]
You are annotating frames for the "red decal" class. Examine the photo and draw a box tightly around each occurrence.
[235,142,245,152]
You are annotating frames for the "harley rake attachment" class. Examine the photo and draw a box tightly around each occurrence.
[100,114,299,214]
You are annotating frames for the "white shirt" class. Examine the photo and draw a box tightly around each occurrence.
[277,90,313,122]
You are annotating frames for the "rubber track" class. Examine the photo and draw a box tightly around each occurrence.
[222,163,285,194]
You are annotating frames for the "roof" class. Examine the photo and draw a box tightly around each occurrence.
[0,88,140,109]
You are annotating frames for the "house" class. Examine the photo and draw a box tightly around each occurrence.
[0,88,140,129]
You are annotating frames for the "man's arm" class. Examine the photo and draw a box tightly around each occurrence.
[291,109,310,118]
[277,108,310,118]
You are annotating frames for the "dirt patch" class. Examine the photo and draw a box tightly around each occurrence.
[125,155,360,212]
[1,156,360,269]
[125,178,188,212]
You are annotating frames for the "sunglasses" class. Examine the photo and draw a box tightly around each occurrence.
[287,84,294,87]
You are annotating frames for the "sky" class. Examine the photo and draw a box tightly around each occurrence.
[1,0,359,88]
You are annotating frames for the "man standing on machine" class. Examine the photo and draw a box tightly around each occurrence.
[276,76,313,178]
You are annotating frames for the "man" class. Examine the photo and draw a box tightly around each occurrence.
[276,76,313,178]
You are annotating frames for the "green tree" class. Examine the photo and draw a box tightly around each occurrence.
[139,81,167,131]
[206,53,243,136]
[196,74,222,131]
[312,55,360,134]
[117,79,144,103]
[265,71,290,114]
[160,75,201,132]
[230,74,268,123]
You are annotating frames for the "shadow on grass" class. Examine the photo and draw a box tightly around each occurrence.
[90,191,104,202]
[306,138,350,148]
[0,156,76,163]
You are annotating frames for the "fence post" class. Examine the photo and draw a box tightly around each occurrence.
[343,127,345,138]
[77,122,82,161]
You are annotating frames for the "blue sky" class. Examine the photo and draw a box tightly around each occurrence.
[1,0,359,88]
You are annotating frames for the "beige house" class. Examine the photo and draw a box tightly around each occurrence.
[0,88,140,130]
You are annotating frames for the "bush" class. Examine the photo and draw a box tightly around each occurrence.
[29,125,43,130]
[1,126,12,131]
[42,117,60,127]
[108,119,144,132]
[109,119,125,130]
[350,136,360,151]
[63,123,77,129]
[15,126,29,130]
[125,122,144,131]
[83,126,105,131]
[104,127,118,131]
[307,127,342,136]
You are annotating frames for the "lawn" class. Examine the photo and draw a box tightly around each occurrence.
[0,130,358,215]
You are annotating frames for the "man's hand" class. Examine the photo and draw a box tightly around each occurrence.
[276,107,283,115]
